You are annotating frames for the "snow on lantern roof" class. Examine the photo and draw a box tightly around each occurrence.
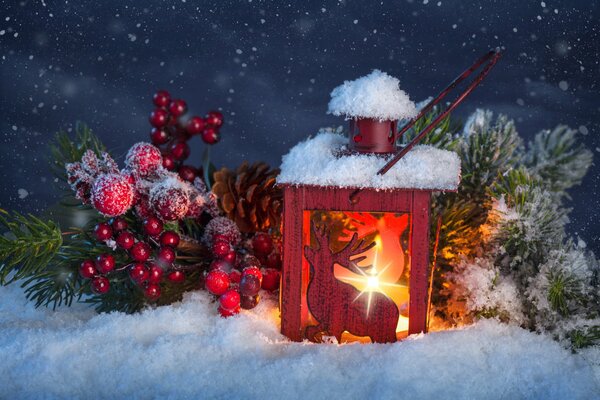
[327,70,418,121]
[277,131,461,191]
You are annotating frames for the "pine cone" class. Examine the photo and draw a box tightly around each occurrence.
[212,162,282,233]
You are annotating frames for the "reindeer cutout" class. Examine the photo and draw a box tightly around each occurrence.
[304,222,400,343]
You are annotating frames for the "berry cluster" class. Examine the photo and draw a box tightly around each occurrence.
[204,226,282,317]
[149,90,224,182]
[79,217,184,300]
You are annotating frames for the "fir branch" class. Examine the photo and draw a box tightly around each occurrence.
[546,268,581,316]
[0,209,63,284]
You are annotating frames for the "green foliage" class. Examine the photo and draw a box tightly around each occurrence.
[546,268,582,316]
[0,209,63,284]
[570,326,600,349]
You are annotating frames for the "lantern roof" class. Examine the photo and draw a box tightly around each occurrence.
[327,70,418,121]
[277,131,461,191]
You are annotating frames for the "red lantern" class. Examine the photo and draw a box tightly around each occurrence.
[277,51,501,343]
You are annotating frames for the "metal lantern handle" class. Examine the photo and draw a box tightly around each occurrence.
[349,49,503,203]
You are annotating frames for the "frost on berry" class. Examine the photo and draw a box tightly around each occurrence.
[125,142,164,178]
[149,175,191,221]
[202,216,241,246]
[66,150,119,203]
[91,173,135,217]
[186,191,206,218]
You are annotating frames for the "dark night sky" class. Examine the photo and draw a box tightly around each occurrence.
[1,1,598,250]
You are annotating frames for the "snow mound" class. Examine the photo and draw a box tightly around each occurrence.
[328,70,418,121]
[277,132,461,190]
[0,284,598,399]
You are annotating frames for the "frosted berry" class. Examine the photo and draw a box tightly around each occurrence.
[239,273,261,296]
[210,259,232,272]
[243,266,263,282]
[148,263,164,284]
[243,255,262,270]
[187,116,205,135]
[157,246,176,266]
[144,283,161,301]
[166,270,186,283]
[222,251,236,265]
[94,222,113,241]
[116,231,135,250]
[162,154,176,171]
[219,289,240,310]
[95,254,115,274]
[168,99,187,117]
[212,240,231,258]
[125,143,163,178]
[170,141,190,160]
[91,173,134,217]
[79,260,97,279]
[186,193,205,218]
[205,269,230,296]
[261,268,280,292]
[111,217,128,231]
[129,263,150,285]
[201,127,220,144]
[252,233,273,255]
[240,294,259,310]
[203,217,241,246]
[143,216,164,237]
[150,108,169,128]
[160,231,180,248]
[229,269,242,284]
[130,242,151,262]
[266,252,282,270]
[91,276,110,294]
[218,305,240,317]
[153,90,171,108]
[150,128,170,145]
[206,110,224,127]
[150,183,190,221]
[178,165,197,182]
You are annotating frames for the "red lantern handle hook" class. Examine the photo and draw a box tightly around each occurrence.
[349,49,503,204]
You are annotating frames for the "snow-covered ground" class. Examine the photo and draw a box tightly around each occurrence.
[0,284,598,400]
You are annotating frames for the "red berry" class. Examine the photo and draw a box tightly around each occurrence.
[210,259,232,272]
[201,127,220,144]
[266,252,282,270]
[243,266,263,282]
[212,240,231,258]
[111,217,128,231]
[94,222,113,241]
[129,263,150,285]
[162,154,176,170]
[252,233,273,255]
[239,273,261,296]
[206,111,224,127]
[79,260,97,279]
[144,283,161,301]
[130,242,151,262]
[143,216,164,237]
[157,246,176,266]
[91,276,110,294]
[229,269,242,284]
[178,165,197,182]
[150,128,170,145]
[148,263,164,284]
[95,254,115,274]
[243,255,262,270]
[170,141,190,161]
[125,143,163,178]
[166,270,186,283]
[91,173,135,217]
[219,289,240,310]
[187,116,206,135]
[150,185,190,221]
[116,231,135,250]
[205,269,230,296]
[218,305,240,317]
[153,90,171,108]
[261,268,280,291]
[240,294,260,310]
[222,251,236,265]
[160,231,180,248]
[168,99,187,117]
[150,108,169,128]
[213,234,229,243]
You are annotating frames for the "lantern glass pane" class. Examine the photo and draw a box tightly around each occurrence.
[301,210,411,342]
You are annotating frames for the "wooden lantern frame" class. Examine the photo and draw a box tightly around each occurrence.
[280,185,432,342]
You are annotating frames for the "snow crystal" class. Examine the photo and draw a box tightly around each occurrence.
[277,132,461,190]
[327,70,417,121]
[17,188,28,199]
[0,284,597,399]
